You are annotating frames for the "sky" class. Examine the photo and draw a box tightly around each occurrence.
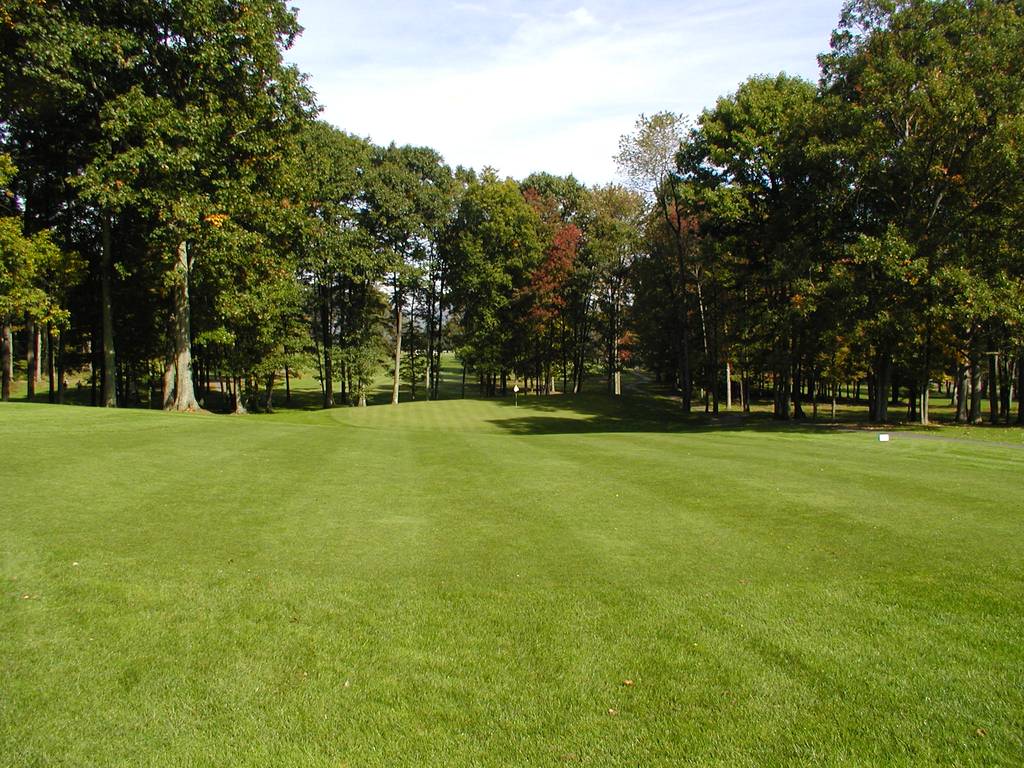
[283,1,847,185]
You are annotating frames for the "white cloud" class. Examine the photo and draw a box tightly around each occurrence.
[286,1,845,184]
[567,7,598,27]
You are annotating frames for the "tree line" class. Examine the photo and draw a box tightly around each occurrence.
[2,0,1023,424]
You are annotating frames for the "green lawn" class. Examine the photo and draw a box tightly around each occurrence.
[2,390,1023,766]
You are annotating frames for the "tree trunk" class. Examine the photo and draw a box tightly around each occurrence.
[162,359,176,410]
[391,281,402,406]
[47,323,55,403]
[56,331,65,404]
[101,214,117,407]
[773,369,790,420]
[810,370,818,420]
[264,372,275,413]
[872,352,891,424]
[999,357,1012,424]
[33,323,41,384]
[611,298,621,397]
[988,349,999,425]
[25,320,36,401]
[1017,354,1024,425]
[319,280,334,408]
[408,291,417,400]
[969,350,983,424]
[792,362,805,420]
[234,377,247,414]
[171,241,199,411]
[1,323,12,401]
[955,362,968,423]
[695,277,714,414]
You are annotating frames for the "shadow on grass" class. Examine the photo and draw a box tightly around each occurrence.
[9,369,1022,444]
[482,391,868,437]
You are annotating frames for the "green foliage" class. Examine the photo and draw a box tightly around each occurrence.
[444,177,543,373]
[0,155,82,327]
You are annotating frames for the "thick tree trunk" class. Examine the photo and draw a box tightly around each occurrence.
[101,215,116,407]
[264,372,275,413]
[969,350,983,424]
[773,369,790,420]
[169,242,200,411]
[1,323,12,401]
[234,377,247,414]
[162,359,176,410]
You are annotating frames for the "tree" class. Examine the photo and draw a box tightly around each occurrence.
[616,112,700,410]
[689,74,825,418]
[583,184,644,396]
[362,144,453,405]
[289,122,373,407]
[75,0,314,412]
[820,0,1024,422]
[444,175,543,394]
[0,155,81,401]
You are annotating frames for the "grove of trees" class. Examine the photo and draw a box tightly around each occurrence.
[2,0,1022,424]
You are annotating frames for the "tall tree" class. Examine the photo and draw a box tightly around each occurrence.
[583,184,644,396]
[0,155,80,401]
[362,144,453,405]
[820,0,1024,422]
[444,175,543,393]
[76,0,314,412]
[616,112,698,410]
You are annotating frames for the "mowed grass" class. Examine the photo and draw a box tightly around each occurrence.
[2,393,1023,767]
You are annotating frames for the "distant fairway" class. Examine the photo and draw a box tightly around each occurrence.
[2,393,1023,767]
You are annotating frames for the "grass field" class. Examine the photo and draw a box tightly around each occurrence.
[2,385,1023,766]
